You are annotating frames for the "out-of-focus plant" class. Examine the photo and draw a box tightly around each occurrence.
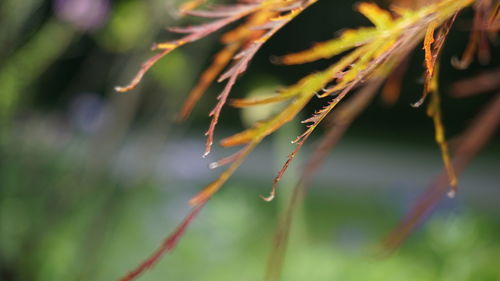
[115,0,500,280]
[0,0,112,133]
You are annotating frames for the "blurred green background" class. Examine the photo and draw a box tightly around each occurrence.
[0,0,499,281]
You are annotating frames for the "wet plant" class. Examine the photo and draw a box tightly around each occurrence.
[114,0,500,280]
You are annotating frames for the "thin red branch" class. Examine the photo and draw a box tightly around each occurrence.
[117,204,205,281]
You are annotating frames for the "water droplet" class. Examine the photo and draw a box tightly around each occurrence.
[447,190,456,198]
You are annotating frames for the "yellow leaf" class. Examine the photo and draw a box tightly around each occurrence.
[357,2,394,29]
[280,27,376,64]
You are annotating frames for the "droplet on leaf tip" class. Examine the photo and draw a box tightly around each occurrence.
[410,99,424,108]
[260,194,275,202]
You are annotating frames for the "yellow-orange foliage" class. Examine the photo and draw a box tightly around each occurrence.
[115,1,499,280]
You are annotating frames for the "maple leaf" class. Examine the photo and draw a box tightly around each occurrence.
[113,1,500,280]
[263,0,474,201]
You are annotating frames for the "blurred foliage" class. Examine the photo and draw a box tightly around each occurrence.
[97,1,152,52]
[1,143,500,281]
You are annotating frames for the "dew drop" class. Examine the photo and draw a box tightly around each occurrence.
[447,190,456,198]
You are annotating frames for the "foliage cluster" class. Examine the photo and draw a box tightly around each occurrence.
[115,0,499,280]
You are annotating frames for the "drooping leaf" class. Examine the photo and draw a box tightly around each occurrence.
[203,0,319,157]
[115,2,262,93]
[264,26,427,201]
[426,65,458,196]
[413,14,459,192]
[265,79,384,281]
[382,93,500,252]
[114,1,489,281]
[178,9,274,120]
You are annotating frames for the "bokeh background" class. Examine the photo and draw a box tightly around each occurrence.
[0,0,499,280]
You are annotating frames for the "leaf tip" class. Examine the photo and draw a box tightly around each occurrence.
[114,86,127,93]
[410,99,425,108]
[260,192,275,202]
